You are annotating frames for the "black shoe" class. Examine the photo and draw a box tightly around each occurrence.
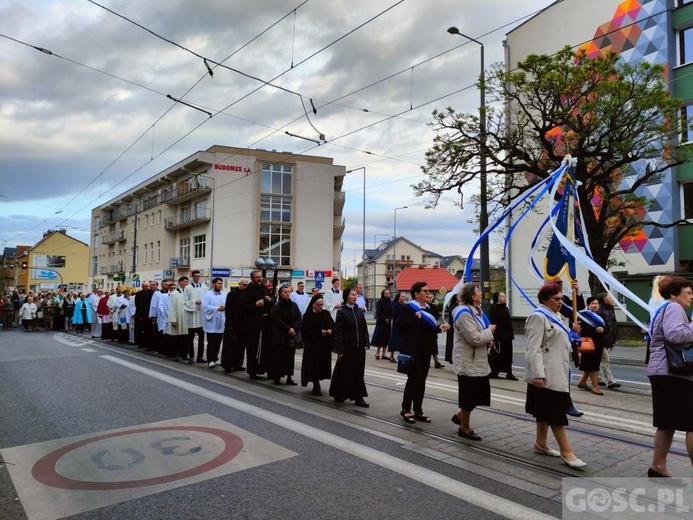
[354,399,369,408]
[272,379,281,385]
[506,374,518,381]
[451,415,461,425]
[458,429,481,441]
[249,374,260,380]
[607,383,622,389]
[598,382,607,387]
[197,359,207,363]
[648,468,666,478]
[286,378,298,386]
[434,362,444,369]
[488,373,500,379]
[567,405,584,417]
[334,398,345,403]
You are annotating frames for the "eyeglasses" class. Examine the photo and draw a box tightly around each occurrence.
[550,296,563,301]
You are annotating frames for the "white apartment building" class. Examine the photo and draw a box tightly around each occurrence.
[89,145,345,290]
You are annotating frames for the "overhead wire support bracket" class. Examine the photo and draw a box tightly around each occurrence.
[166,95,212,118]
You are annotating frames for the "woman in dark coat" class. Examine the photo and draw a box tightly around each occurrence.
[301,294,334,396]
[372,289,392,361]
[269,285,302,385]
[329,287,370,407]
[576,296,607,395]
[489,292,517,380]
[445,293,460,363]
[388,291,408,360]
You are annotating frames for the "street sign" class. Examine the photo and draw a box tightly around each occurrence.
[315,281,323,290]
[211,268,230,278]
[113,276,121,281]
[134,280,141,288]
[314,270,325,283]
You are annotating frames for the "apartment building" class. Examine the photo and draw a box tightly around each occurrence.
[90,145,346,290]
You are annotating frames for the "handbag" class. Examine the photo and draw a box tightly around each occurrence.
[288,331,303,349]
[396,353,411,374]
[578,336,595,353]
[663,340,693,375]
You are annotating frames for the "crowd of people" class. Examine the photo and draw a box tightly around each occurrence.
[4,271,692,477]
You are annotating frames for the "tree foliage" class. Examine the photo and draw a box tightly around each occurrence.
[416,47,691,294]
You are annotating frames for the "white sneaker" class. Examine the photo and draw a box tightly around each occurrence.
[208,361,216,368]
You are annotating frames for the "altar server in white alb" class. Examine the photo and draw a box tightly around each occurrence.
[202,277,226,368]
[184,270,208,363]
[169,276,190,361]
[157,280,173,357]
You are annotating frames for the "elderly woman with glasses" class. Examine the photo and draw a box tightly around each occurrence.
[646,275,693,478]
[525,282,586,469]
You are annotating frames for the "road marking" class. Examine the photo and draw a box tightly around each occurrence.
[81,348,97,352]
[2,414,295,520]
[101,355,555,520]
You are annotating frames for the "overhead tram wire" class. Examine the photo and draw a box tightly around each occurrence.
[0,3,312,244]
[9,2,676,243]
[18,2,408,243]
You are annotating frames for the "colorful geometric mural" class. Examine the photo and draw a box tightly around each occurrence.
[579,0,673,266]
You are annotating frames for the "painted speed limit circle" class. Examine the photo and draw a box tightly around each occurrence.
[32,426,243,490]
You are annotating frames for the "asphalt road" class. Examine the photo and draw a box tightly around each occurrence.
[0,329,564,520]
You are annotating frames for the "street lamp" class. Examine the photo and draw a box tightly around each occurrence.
[346,166,367,304]
[447,26,489,310]
[392,206,408,290]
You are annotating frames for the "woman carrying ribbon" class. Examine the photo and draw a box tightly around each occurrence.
[576,297,607,395]
[525,282,586,469]
[398,282,450,423]
[451,283,496,441]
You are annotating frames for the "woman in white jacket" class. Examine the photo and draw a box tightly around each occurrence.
[451,283,495,441]
[524,282,586,469]
[20,297,37,332]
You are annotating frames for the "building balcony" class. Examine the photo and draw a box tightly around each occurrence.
[333,191,345,216]
[164,209,212,230]
[333,216,345,238]
[100,263,124,275]
[162,175,213,205]
[170,256,191,268]
[102,230,126,245]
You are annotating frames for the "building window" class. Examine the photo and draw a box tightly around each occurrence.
[261,163,293,195]
[195,200,207,218]
[260,163,293,265]
[144,215,149,228]
[180,237,190,263]
[193,234,206,259]
[92,256,98,276]
[150,242,154,263]
[682,105,693,143]
[94,235,99,248]
[157,241,161,263]
[260,195,292,222]
[157,210,162,224]
[680,26,693,66]
[143,244,148,264]
[683,182,693,219]
[181,205,191,222]
[260,224,291,266]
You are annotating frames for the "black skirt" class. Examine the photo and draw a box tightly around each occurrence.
[578,343,604,372]
[457,375,490,411]
[525,384,570,426]
[649,375,693,431]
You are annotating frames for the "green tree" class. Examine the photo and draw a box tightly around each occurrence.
[416,47,692,296]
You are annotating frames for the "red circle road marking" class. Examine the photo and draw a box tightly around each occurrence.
[31,426,243,490]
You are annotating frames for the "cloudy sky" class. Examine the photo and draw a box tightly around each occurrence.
[0,0,553,270]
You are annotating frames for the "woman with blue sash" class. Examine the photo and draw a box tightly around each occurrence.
[398,282,450,423]
[451,283,496,441]
[525,282,586,469]
[576,297,607,395]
